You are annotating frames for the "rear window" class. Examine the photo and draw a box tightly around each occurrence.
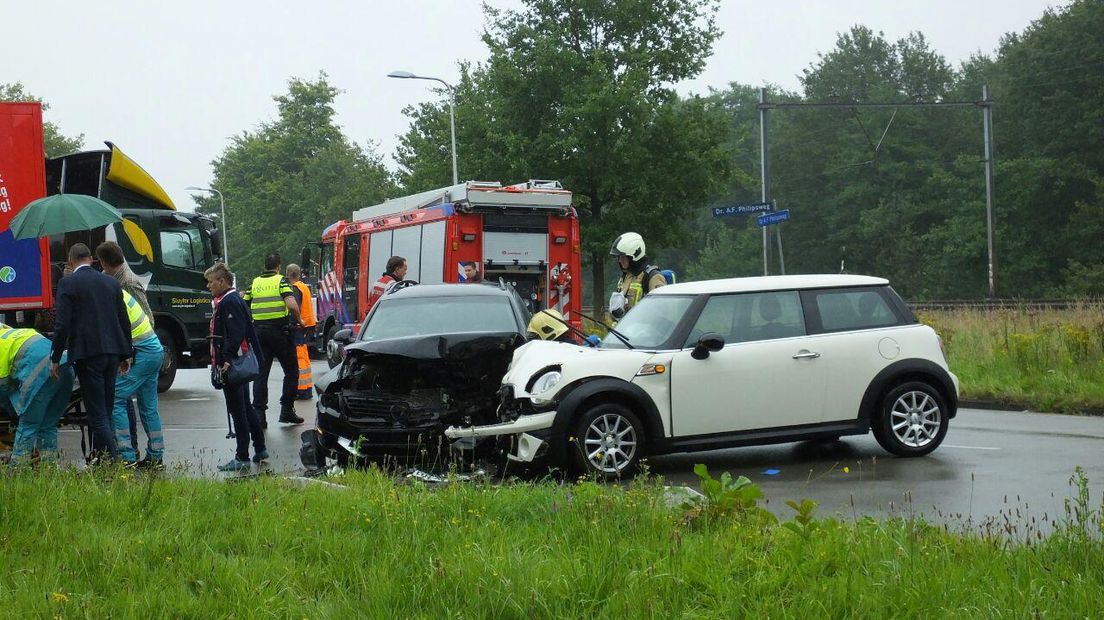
[360,296,517,341]
[807,287,903,332]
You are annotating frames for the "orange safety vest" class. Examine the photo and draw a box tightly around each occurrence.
[292,281,316,328]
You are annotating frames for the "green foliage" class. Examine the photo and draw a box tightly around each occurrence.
[1,467,1103,617]
[682,463,776,525]
[197,73,396,282]
[0,82,84,157]
[782,498,821,540]
[397,0,734,304]
[682,1,1104,297]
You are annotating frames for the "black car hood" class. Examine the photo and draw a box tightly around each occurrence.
[320,331,524,432]
[342,331,524,361]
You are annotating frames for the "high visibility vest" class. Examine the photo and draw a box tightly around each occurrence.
[292,280,316,328]
[246,273,292,322]
[616,266,665,314]
[0,325,44,381]
[123,291,155,341]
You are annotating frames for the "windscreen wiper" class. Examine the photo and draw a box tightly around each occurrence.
[572,310,633,350]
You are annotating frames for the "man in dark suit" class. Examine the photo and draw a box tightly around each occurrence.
[49,243,133,462]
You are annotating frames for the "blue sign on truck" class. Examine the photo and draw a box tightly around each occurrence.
[756,209,791,227]
[713,201,774,218]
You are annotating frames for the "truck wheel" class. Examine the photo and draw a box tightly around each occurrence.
[324,324,341,369]
[155,327,178,393]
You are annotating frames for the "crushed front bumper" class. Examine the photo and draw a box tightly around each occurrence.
[445,411,557,463]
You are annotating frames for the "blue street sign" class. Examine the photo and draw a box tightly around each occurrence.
[712,201,774,218]
[756,209,791,227]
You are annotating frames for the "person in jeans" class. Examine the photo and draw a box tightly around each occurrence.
[110,291,165,469]
[1,324,75,464]
[50,243,132,463]
[97,240,153,461]
[205,263,266,472]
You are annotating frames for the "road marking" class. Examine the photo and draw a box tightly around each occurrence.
[943,444,1001,451]
[179,397,211,402]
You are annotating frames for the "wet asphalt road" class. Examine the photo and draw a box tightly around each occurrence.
[57,362,1104,526]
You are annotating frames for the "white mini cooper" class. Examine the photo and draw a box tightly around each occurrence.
[445,275,958,477]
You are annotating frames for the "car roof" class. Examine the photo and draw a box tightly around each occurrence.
[384,282,516,299]
[652,274,890,295]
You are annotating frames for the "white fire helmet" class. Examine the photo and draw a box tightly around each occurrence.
[609,232,645,262]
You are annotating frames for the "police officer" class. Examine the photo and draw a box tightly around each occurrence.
[1,324,75,464]
[243,252,303,426]
[608,232,666,319]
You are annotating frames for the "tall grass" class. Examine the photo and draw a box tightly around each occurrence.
[920,303,1104,413]
[1,466,1102,618]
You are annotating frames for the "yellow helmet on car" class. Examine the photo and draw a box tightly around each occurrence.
[527,309,569,341]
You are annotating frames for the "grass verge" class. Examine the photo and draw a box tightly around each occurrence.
[1,466,1102,618]
[920,304,1104,413]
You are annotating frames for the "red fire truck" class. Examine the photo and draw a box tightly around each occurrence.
[302,180,582,359]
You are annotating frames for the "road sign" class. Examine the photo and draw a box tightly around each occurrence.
[712,201,774,218]
[756,209,790,227]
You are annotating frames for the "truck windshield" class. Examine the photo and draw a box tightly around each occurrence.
[360,296,517,341]
[160,216,212,271]
[601,295,695,350]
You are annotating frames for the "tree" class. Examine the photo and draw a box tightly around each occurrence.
[397,0,732,306]
[196,74,396,282]
[0,82,84,157]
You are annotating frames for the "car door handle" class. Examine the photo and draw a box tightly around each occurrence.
[792,350,821,359]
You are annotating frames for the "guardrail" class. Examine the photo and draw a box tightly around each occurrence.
[908,299,1104,311]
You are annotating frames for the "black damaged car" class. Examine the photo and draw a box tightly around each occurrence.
[300,282,530,471]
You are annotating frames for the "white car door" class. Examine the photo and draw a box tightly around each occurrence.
[670,291,827,436]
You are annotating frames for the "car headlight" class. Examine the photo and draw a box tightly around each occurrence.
[530,370,562,395]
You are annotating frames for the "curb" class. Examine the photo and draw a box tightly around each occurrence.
[960,399,1104,417]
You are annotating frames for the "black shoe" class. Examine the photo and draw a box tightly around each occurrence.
[251,450,270,463]
[279,405,304,424]
[136,457,164,471]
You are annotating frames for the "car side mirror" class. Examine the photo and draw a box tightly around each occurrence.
[332,329,354,345]
[691,332,725,360]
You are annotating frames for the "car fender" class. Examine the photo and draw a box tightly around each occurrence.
[858,358,959,422]
[546,377,665,463]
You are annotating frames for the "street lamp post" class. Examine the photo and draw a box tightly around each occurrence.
[186,186,228,268]
[388,70,458,185]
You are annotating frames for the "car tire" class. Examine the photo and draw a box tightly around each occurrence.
[155,327,177,393]
[568,402,645,479]
[871,380,949,457]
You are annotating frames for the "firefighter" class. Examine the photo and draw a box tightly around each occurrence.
[527,309,573,342]
[243,252,303,426]
[608,232,667,319]
[285,264,315,401]
[366,256,407,312]
[0,324,75,464]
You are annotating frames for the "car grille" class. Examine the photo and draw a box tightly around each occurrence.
[344,394,411,419]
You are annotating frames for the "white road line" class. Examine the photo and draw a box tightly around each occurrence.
[179,398,210,402]
[943,444,1002,451]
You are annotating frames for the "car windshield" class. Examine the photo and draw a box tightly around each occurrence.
[360,296,518,341]
[601,295,695,349]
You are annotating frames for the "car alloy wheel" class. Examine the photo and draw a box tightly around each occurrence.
[570,403,644,478]
[872,380,949,457]
[890,390,941,448]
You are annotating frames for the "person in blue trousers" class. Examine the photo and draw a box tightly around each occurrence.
[1,324,75,464]
[111,291,165,468]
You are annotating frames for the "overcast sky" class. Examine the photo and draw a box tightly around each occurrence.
[5,0,1062,212]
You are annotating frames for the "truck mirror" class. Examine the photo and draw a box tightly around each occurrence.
[300,247,312,275]
[210,228,224,258]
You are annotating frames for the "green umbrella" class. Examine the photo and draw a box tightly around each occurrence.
[9,193,123,240]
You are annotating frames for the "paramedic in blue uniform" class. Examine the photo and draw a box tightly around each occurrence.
[1,324,75,464]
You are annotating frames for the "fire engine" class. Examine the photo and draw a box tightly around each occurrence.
[301,180,582,360]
